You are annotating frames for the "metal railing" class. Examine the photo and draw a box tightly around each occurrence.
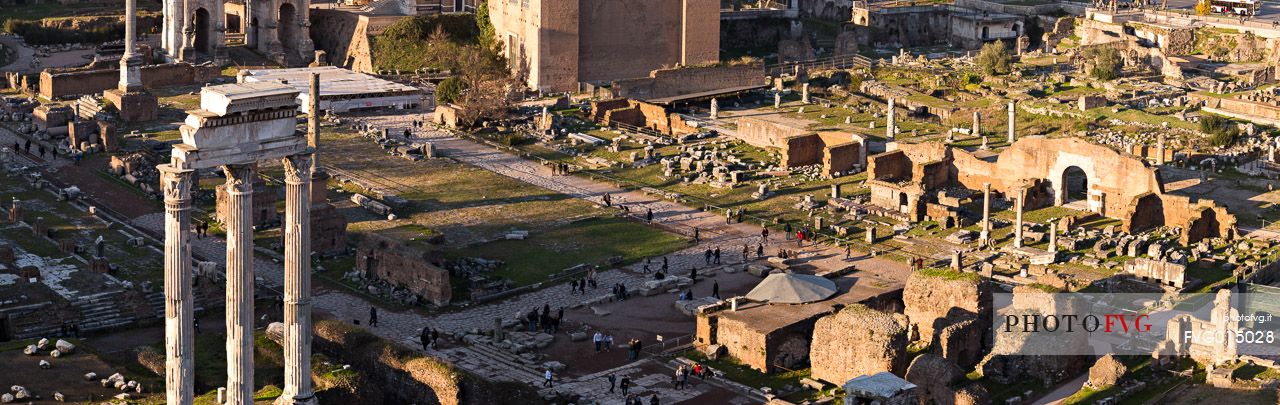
[765,54,873,76]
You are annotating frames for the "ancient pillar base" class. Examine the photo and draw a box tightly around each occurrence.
[103,88,158,123]
[274,394,318,405]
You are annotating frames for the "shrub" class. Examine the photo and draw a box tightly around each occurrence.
[1083,46,1121,81]
[1200,114,1240,147]
[436,77,467,105]
[2,19,124,45]
[975,40,1012,76]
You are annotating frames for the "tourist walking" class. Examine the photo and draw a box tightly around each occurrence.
[741,244,749,262]
[646,208,653,224]
[757,243,764,258]
[650,394,660,405]
[673,366,685,389]
[604,333,614,352]
[845,244,852,260]
[368,306,378,327]
[606,373,617,393]
[704,248,712,265]
[761,227,769,240]
[543,369,554,387]
[427,325,437,351]
[725,208,732,224]
[712,281,719,299]
[784,223,792,240]
[594,331,604,352]
[713,247,720,264]
[620,376,631,396]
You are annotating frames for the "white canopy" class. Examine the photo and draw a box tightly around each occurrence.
[745,272,837,304]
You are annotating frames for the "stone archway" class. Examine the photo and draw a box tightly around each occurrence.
[1061,166,1088,209]
[278,3,299,59]
[194,8,211,54]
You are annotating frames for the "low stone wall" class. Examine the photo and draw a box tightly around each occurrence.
[611,63,765,102]
[312,319,540,405]
[39,62,219,100]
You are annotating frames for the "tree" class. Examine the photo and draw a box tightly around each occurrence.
[436,77,467,105]
[475,1,497,52]
[450,45,516,127]
[1084,47,1121,81]
[1195,0,1213,15]
[975,40,1013,76]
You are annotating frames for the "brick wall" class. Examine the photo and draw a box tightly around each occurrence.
[39,63,220,99]
[612,63,763,101]
[734,116,811,148]
[355,235,452,306]
[782,134,823,168]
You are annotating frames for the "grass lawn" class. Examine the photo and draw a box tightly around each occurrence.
[444,216,688,286]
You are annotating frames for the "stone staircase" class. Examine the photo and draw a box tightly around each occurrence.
[8,290,134,340]
[143,287,217,319]
[70,290,134,334]
[440,342,545,386]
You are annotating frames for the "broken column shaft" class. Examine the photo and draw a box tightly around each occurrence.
[1013,187,1025,249]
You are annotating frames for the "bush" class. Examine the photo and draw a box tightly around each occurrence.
[436,77,467,105]
[1200,114,1240,147]
[2,19,124,45]
[1083,46,1121,81]
[975,40,1012,76]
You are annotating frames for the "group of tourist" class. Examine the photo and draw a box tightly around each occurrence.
[551,162,572,175]
[702,247,722,265]
[605,373,662,403]
[526,304,563,334]
[592,331,615,352]
[724,207,747,224]
[641,256,669,274]
[611,283,630,301]
[194,221,211,239]
[568,277,597,295]
[419,326,440,350]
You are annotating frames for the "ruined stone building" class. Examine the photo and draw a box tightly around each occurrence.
[865,137,1236,245]
[694,278,900,373]
[735,116,866,178]
[849,1,1027,50]
[902,271,989,369]
[355,235,452,306]
[163,0,314,65]
[487,0,720,92]
[1157,289,1240,366]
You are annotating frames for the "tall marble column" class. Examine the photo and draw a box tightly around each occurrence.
[245,0,258,48]
[279,153,316,405]
[980,182,991,245]
[1007,100,1016,144]
[160,164,195,405]
[119,0,143,92]
[223,164,256,405]
[1013,187,1025,249]
[972,111,981,137]
[886,98,896,140]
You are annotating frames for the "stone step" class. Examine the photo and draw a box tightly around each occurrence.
[452,345,543,383]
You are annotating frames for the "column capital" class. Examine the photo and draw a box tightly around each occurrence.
[159,164,194,207]
[283,152,315,185]
[223,164,256,196]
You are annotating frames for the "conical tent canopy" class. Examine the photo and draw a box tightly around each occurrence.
[744,272,838,304]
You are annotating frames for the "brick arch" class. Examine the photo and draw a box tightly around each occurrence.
[1048,155,1100,210]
